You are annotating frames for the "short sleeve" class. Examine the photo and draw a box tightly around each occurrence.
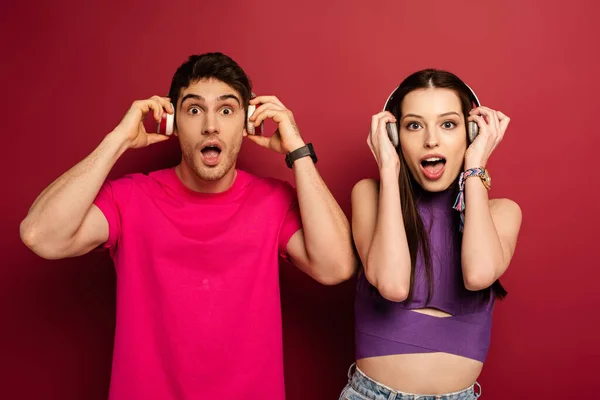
[277,182,303,259]
[92,176,134,251]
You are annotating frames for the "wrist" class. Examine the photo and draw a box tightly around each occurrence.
[460,166,491,191]
[105,130,133,155]
[380,165,399,180]
[464,174,489,191]
[285,142,317,168]
[464,158,485,171]
[285,138,306,154]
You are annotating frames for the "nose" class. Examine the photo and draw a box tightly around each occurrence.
[423,128,439,149]
[203,111,219,136]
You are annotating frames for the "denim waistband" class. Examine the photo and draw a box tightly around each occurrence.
[346,363,481,400]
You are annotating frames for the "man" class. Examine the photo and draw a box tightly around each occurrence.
[20,52,356,398]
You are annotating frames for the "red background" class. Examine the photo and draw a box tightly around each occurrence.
[2,1,599,398]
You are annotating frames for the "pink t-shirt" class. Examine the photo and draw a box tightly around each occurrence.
[93,167,302,399]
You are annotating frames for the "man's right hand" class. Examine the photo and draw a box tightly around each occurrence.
[112,96,174,149]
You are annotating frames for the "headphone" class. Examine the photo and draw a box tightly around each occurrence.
[246,92,264,135]
[383,80,481,147]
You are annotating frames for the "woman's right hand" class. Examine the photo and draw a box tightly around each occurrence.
[368,111,400,175]
[112,95,174,149]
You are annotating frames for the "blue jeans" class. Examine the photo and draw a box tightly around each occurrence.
[339,363,482,400]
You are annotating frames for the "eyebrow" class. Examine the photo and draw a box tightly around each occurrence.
[402,111,461,120]
[180,93,241,105]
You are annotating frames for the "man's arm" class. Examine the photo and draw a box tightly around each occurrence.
[244,95,357,285]
[284,156,356,285]
[20,96,172,259]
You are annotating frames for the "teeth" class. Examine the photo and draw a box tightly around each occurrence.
[424,157,443,162]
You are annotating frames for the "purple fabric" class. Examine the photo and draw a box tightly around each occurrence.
[354,188,495,363]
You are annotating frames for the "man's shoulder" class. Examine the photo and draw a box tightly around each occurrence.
[102,167,173,193]
[238,169,296,195]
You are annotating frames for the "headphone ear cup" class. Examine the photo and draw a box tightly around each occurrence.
[246,104,256,135]
[468,120,479,143]
[386,122,399,147]
[246,104,264,135]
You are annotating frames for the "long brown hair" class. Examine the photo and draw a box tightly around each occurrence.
[385,69,507,302]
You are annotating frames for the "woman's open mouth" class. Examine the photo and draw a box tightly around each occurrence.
[420,155,446,180]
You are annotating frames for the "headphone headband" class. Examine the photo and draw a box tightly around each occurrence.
[383,79,480,112]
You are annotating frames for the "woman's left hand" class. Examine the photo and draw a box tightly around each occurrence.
[465,106,510,169]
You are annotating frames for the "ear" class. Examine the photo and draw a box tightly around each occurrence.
[173,114,178,137]
[170,119,179,137]
[171,118,178,137]
[170,102,178,136]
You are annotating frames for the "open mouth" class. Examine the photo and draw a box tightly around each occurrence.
[200,142,222,166]
[420,156,446,180]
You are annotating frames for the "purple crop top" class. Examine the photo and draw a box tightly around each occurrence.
[354,188,495,363]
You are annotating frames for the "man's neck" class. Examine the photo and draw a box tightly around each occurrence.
[175,162,237,194]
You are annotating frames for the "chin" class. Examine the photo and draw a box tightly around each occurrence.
[192,162,232,181]
[184,153,234,182]
[193,167,227,181]
[416,179,452,192]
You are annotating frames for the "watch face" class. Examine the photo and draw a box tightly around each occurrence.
[482,170,491,188]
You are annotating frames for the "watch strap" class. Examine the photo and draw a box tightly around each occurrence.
[285,143,317,168]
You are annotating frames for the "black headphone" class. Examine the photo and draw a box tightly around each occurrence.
[383,81,481,147]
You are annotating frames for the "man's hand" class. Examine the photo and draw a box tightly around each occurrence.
[244,95,305,154]
[112,96,174,149]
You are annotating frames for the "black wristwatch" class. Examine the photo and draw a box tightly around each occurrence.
[285,143,318,168]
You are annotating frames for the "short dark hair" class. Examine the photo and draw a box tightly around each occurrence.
[168,52,252,114]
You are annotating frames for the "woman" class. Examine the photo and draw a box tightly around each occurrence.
[340,69,522,400]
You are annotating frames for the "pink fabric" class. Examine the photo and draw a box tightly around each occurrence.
[93,167,302,399]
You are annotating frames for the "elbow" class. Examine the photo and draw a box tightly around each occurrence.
[364,265,409,302]
[20,218,40,250]
[20,219,64,260]
[312,256,358,286]
[463,270,496,292]
[314,274,347,286]
[377,282,409,302]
